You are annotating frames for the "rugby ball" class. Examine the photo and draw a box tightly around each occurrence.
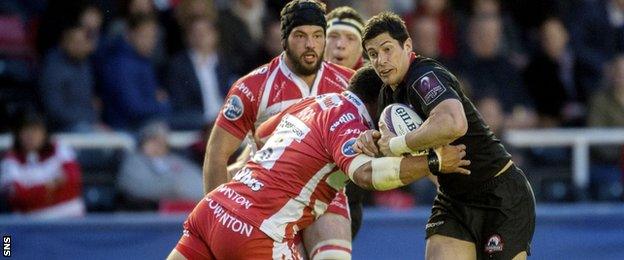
[380,103,423,135]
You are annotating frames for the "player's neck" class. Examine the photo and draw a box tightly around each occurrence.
[299,74,317,88]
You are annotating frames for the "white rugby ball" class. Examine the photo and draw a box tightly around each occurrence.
[380,103,423,135]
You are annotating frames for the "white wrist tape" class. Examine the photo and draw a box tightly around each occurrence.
[371,157,404,191]
[389,135,412,156]
[347,154,373,180]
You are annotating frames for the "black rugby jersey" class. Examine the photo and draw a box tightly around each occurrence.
[378,54,511,196]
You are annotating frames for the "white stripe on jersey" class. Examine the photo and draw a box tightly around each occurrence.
[257,99,300,127]
[272,240,300,260]
[260,163,336,242]
[257,61,281,121]
[312,200,328,220]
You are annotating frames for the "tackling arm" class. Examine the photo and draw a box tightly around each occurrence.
[347,144,469,191]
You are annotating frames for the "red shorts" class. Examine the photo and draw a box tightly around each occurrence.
[175,198,303,260]
[325,189,351,220]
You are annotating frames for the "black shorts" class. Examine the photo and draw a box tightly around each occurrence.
[425,165,536,259]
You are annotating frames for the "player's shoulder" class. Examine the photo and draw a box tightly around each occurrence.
[409,57,454,77]
[236,58,280,90]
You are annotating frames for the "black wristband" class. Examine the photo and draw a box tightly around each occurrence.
[427,148,441,176]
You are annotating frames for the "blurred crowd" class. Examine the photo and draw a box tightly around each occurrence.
[1,0,624,216]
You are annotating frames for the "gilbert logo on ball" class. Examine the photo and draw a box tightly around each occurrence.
[380,103,423,136]
[380,104,427,155]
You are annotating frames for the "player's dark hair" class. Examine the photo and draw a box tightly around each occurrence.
[280,0,327,40]
[326,6,364,25]
[362,11,409,48]
[347,66,383,105]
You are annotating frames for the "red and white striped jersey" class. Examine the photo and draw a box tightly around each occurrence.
[215,53,354,142]
[209,91,374,242]
[0,142,84,216]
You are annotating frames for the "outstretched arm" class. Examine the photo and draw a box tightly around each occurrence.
[347,144,470,191]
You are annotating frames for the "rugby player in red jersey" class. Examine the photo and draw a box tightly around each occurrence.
[168,66,470,260]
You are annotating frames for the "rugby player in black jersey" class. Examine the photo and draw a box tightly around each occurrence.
[353,12,535,260]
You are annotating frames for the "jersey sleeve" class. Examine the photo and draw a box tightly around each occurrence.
[215,79,260,140]
[409,68,461,116]
[324,106,371,174]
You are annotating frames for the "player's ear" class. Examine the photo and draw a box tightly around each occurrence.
[403,37,412,52]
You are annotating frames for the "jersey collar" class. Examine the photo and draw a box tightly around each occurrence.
[343,91,374,129]
[279,52,324,97]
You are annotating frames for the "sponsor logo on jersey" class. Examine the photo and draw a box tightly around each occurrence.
[425,220,444,229]
[236,82,255,102]
[249,65,268,75]
[395,107,419,131]
[339,128,362,136]
[330,113,356,132]
[296,107,316,122]
[217,185,254,209]
[341,138,358,157]
[223,95,244,120]
[412,71,447,105]
[206,198,255,237]
[316,94,343,110]
[277,115,311,141]
[485,234,504,254]
[343,91,362,106]
[232,168,264,191]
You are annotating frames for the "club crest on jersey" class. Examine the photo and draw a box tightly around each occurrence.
[485,234,504,254]
[341,138,358,157]
[316,94,343,110]
[223,95,244,121]
[412,71,447,105]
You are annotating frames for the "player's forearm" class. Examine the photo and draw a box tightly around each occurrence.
[203,154,229,194]
[351,156,431,191]
[405,104,467,150]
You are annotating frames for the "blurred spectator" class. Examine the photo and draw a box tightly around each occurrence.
[408,16,455,68]
[0,111,85,218]
[255,14,282,64]
[166,0,218,55]
[588,54,624,163]
[571,0,624,96]
[465,0,525,68]
[404,0,458,59]
[458,15,536,129]
[0,10,38,133]
[105,0,167,68]
[524,17,584,128]
[117,121,203,207]
[354,0,391,20]
[98,14,170,131]
[166,15,235,130]
[108,0,156,37]
[36,0,97,58]
[217,0,266,74]
[39,25,104,132]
